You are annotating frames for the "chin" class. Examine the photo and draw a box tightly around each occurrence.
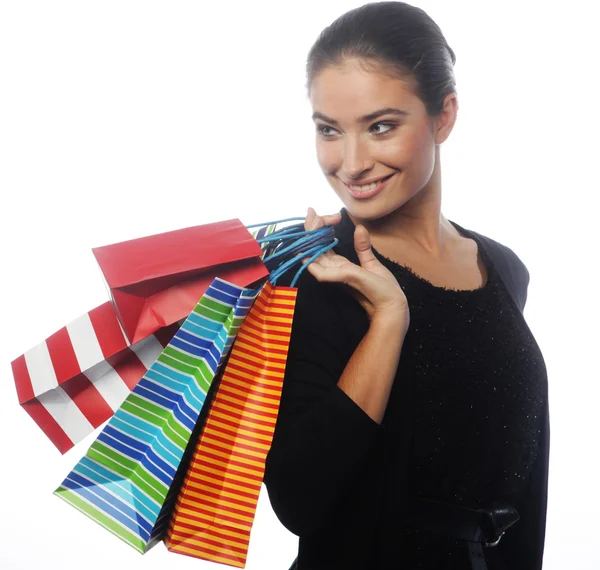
[341,199,404,225]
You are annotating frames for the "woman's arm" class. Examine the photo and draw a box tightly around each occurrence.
[338,305,407,424]
[297,209,410,425]
[499,398,550,569]
[263,273,407,537]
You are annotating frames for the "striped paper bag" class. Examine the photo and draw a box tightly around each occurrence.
[11,301,179,453]
[165,280,296,568]
[54,278,261,553]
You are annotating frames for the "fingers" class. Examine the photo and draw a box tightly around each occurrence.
[304,207,316,231]
[305,256,358,285]
[321,211,342,227]
[353,225,379,267]
[305,207,342,231]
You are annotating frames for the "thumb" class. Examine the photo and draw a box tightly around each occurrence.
[354,225,378,267]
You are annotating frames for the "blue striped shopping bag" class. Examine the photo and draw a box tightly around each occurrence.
[54,277,261,553]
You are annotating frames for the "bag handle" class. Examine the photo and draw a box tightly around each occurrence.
[269,238,338,287]
[247,216,338,287]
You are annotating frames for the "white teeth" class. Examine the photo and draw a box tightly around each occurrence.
[349,181,378,191]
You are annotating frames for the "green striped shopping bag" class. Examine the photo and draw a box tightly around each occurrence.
[54,277,261,553]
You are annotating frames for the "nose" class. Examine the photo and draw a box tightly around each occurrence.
[341,136,374,179]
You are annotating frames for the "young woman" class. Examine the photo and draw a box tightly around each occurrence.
[263,2,549,569]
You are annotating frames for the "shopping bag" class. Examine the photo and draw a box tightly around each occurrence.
[165,279,297,567]
[162,218,339,567]
[93,219,268,344]
[12,220,270,453]
[54,277,261,553]
[11,300,179,453]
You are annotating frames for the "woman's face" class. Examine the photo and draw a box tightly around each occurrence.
[309,58,455,223]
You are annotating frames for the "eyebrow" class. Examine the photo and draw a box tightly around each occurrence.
[311,107,409,125]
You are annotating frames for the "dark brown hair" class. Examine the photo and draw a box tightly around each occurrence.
[306,1,457,118]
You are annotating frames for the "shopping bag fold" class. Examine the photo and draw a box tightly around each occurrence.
[11,300,179,453]
[93,219,268,344]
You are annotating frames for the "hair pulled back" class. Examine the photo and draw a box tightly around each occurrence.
[306,1,457,118]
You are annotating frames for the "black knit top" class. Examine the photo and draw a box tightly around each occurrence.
[264,208,549,570]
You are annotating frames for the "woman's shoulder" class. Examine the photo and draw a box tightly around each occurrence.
[461,223,529,274]
[451,219,531,312]
[273,263,369,343]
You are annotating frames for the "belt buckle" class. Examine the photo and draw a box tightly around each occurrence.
[479,502,520,548]
[484,531,504,548]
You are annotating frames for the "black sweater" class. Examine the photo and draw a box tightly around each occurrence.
[264,208,550,569]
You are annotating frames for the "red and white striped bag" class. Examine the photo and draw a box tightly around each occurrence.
[11,301,179,453]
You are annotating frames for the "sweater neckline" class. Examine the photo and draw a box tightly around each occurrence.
[335,208,495,294]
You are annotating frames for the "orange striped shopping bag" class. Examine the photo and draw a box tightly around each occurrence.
[164,279,296,567]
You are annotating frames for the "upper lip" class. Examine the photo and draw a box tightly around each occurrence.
[340,174,394,186]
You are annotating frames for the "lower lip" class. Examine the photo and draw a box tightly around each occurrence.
[343,174,395,199]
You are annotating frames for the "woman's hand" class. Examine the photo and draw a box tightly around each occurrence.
[304,207,410,329]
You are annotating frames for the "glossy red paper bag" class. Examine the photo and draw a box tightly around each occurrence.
[92,219,268,344]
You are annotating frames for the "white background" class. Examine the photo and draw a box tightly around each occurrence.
[1,1,598,569]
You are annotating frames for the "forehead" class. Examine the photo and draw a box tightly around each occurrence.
[310,60,421,117]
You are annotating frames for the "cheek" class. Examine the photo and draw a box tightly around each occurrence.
[395,128,437,183]
[316,141,339,173]
[314,128,433,172]
[384,128,431,160]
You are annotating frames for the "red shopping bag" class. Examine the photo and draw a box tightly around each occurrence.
[12,219,269,452]
[93,219,268,344]
[165,280,296,567]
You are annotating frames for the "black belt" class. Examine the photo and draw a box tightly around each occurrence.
[286,499,520,570]
[409,497,520,570]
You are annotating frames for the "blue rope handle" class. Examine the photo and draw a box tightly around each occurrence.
[269,238,338,286]
[255,227,319,244]
[260,225,306,241]
[266,228,335,278]
[245,215,339,287]
[249,220,309,263]
[271,231,335,270]
[268,242,326,285]
[290,238,339,288]
[262,226,333,264]
[246,216,307,229]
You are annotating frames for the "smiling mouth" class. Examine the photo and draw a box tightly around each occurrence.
[342,174,395,191]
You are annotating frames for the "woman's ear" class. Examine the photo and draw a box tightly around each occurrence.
[434,93,459,145]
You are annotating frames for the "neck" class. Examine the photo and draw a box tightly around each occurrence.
[344,150,460,257]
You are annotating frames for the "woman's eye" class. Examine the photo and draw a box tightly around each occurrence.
[316,122,396,137]
[317,125,337,137]
[370,122,396,135]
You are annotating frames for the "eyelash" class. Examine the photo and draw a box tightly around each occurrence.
[316,122,398,138]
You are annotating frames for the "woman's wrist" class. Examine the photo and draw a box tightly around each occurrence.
[370,307,410,334]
